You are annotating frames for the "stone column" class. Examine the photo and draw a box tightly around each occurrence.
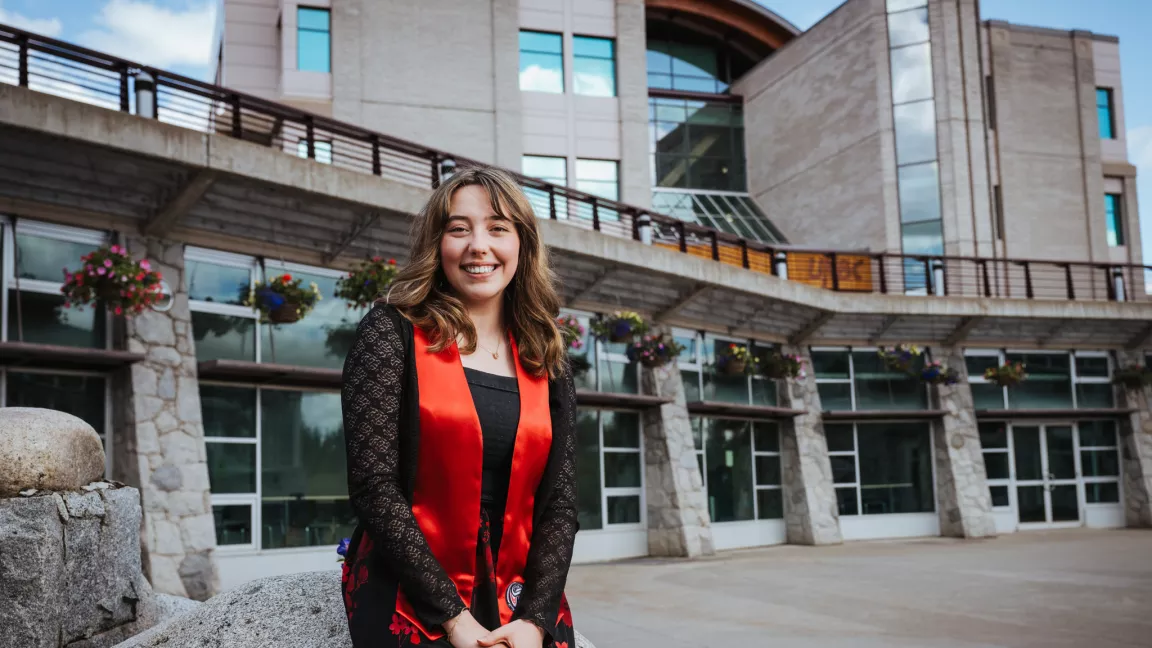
[778,347,842,546]
[115,236,218,600]
[640,361,714,558]
[1115,351,1152,527]
[930,348,996,538]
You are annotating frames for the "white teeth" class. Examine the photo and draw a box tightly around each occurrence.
[463,265,496,275]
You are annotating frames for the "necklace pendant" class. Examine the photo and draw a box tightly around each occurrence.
[492,351,499,360]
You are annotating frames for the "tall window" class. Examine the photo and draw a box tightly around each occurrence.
[826,422,935,516]
[573,36,615,97]
[576,409,643,529]
[575,159,619,202]
[0,219,113,474]
[1096,88,1116,139]
[691,419,782,523]
[965,350,1113,410]
[811,348,928,411]
[649,98,745,191]
[297,7,331,73]
[978,422,1011,508]
[1105,193,1124,246]
[522,155,568,219]
[204,383,352,550]
[520,31,564,93]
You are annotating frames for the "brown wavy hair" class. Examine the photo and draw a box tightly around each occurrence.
[383,165,565,379]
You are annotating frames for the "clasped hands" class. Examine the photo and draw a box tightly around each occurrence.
[444,610,545,648]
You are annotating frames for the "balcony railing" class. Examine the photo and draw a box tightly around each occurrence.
[1,23,1148,303]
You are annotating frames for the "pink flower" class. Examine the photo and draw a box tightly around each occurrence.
[103,259,112,268]
[114,306,122,315]
[140,260,151,271]
[110,245,121,254]
[96,267,106,275]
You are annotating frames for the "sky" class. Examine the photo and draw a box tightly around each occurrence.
[0,0,1149,259]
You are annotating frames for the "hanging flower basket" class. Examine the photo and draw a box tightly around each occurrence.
[556,314,586,352]
[334,256,399,309]
[716,343,755,376]
[920,361,961,386]
[591,311,648,344]
[1112,364,1152,390]
[877,344,921,373]
[626,333,685,368]
[761,350,804,380]
[984,361,1027,387]
[60,245,164,317]
[243,273,321,324]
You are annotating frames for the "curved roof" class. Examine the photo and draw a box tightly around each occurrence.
[645,0,800,55]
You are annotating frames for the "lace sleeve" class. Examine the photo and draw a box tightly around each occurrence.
[342,306,466,628]
[512,365,578,639]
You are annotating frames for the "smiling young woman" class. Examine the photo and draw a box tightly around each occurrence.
[340,166,578,648]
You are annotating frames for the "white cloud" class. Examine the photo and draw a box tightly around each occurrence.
[0,2,64,37]
[80,0,216,69]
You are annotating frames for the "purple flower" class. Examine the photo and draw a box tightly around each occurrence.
[337,537,351,557]
[612,320,632,338]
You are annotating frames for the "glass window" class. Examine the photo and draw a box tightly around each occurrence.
[8,289,106,349]
[852,351,927,410]
[902,219,944,254]
[1096,88,1115,139]
[191,312,256,362]
[856,423,934,514]
[576,409,602,531]
[297,140,333,165]
[520,31,564,93]
[650,98,745,192]
[573,36,615,97]
[890,43,934,104]
[14,233,95,282]
[1085,481,1119,504]
[978,422,1008,448]
[1105,193,1124,246]
[894,100,937,166]
[888,0,928,11]
[201,385,256,438]
[297,7,331,73]
[825,424,855,452]
[575,159,619,202]
[818,383,853,411]
[603,410,640,448]
[187,260,250,304]
[606,495,641,524]
[888,8,929,47]
[522,155,567,185]
[1079,420,1117,447]
[206,443,256,493]
[1005,353,1072,409]
[989,485,1010,507]
[812,351,850,379]
[213,504,252,546]
[703,419,754,523]
[260,389,353,549]
[646,40,727,94]
[260,270,362,369]
[1075,356,1110,379]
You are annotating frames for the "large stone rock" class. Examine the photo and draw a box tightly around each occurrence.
[0,408,105,496]
[114,571,597,648]
[0,486,157,648]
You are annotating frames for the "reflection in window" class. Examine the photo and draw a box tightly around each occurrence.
[575,159,619,202]
[296,140,333,164]
[650,98,745,192]
[7,289,106,349]
[6,371,106,450]
[647,39,737,94]
[522,155,569,219]
[893,101,937,166]
[213,505,252,546]
[1005,353,1072,410]
[576,409,642,529]
[261,389,354,549]
[191,311,255,362]
[703,418,754,522]
[576,409,602,531]
[520,31,564,93]
[187,260,250,304]
[887,7,930,47]
[261,270,363,369]
[1096,88,1115,139]
[297,7,331,73]
[15,234,95,282]
[890,43,934,104]
[573,36,615,97]
[897,162,943,223]
[812,349,928,412]
[1105,193,1124,246]
[838,423,935,515]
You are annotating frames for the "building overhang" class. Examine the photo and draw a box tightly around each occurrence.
[1,84,1149,351]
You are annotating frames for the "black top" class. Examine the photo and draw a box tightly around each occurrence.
[463,367,521,516]
[341,305,577,640]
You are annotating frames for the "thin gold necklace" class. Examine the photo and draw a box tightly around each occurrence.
[476,336,503,360]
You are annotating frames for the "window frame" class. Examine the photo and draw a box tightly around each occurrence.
[1104,192,1124,247]
[673,328,773,406]
[296,6,332,73]
[519,30,565,94]
[186,246,262,361]
[828,421,937,517]
[691,417,783,523]
[572,35,617,97]
[574,158,620,203]
[810,345,931,412]
[965,349,1112,411]
[576,406,645,531]
[1096,87,1116,140]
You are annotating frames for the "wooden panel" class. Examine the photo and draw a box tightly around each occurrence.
[787,252,874,291]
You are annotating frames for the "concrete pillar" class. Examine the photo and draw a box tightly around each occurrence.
[615,0,652,209]
[778,347,842,546]
[115,236,218,600]
[1115,351,1152,527]
[931,348,997,538]
[640,361,714,557]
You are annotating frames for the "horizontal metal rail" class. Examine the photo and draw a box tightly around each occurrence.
[1,23,1148,303]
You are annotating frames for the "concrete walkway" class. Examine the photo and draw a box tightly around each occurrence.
[565,529,1152,648]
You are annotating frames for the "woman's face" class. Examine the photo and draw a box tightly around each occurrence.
[439,184,521,309]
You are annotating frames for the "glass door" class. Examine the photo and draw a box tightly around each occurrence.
[1012,425,1081,528]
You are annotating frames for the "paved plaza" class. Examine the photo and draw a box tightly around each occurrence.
[566,529,1152,648]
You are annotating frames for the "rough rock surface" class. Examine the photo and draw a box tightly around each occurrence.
[114,571,597,648]
[0,486,157,648]
[0,407,105,496]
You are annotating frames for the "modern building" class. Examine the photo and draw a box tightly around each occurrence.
[0,0,1149,602]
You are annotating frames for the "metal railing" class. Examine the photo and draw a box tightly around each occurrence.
[1,23,1148,303]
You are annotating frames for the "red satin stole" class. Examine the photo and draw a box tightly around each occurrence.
[395,327,552,639]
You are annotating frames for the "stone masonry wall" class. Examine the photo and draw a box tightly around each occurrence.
[640,361,714,558]
[778,347,842,545]
[1116,351,1152,527]
[116,236,218,600]
[931,348,996,538]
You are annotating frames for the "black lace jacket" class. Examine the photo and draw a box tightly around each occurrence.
[341,305,578,639]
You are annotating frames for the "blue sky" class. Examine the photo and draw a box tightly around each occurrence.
[1,0,1149,258]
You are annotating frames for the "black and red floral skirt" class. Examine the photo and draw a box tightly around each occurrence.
[342,508,577,647]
